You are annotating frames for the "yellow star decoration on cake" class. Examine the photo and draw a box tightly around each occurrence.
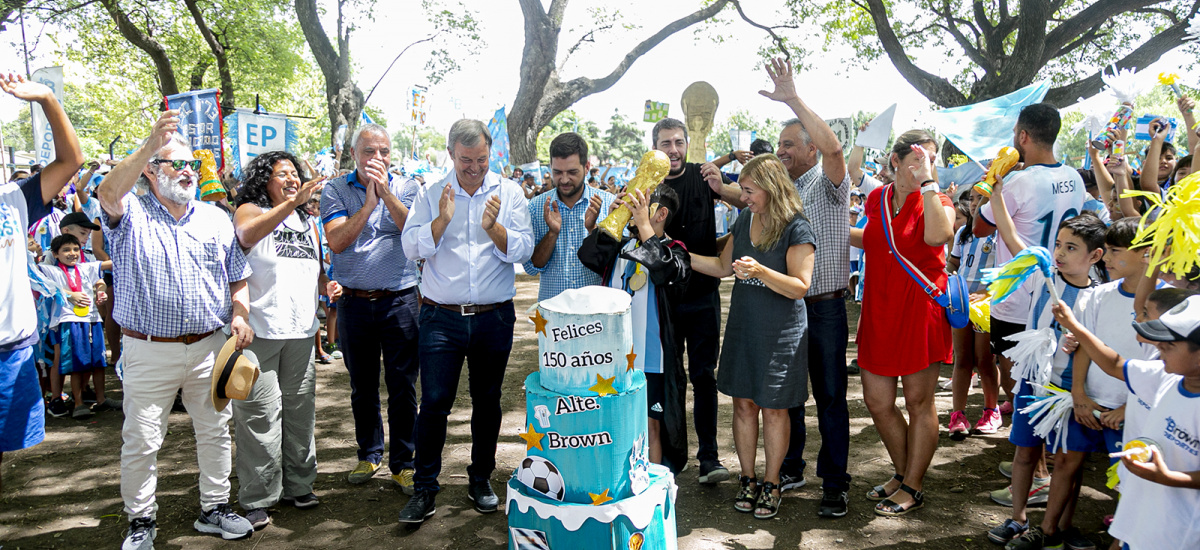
[530,309,548,336]
[626,347,637,372]
[588,488,613,506]
[588,374,617,396]
[518,423,544,451]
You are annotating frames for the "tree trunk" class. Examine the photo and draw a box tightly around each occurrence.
[183,0,235,113]
[99,0,179,97]
[295,0,364,169]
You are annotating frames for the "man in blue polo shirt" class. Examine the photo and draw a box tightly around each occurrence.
[319,123,422,494]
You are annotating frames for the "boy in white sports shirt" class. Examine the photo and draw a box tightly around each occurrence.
[1052,295,1200,550]
[974,104,1087,413]
[578,186,690,474]
[984,172,1104,545]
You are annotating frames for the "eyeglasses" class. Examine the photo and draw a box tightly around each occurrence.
[153,159,202,172]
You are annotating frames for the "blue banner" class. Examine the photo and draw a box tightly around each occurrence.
[488,106,511,175]
[165,88,224,169]
[927,81,1050,162]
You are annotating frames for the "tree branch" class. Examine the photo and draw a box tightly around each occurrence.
[729,0,793,61]
[1051,25,1104,60]
[182,0,233,110]
[362,32,439,108]
[1043,0,1160,60]
[98,0,178,96]
[863,0,967,106]
[937,0,990,71]
[1044,17,1192,106]
[561,24,614,68]
[547,0,567,28]
[293,0,340,80]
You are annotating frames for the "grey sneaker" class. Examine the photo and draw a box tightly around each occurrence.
[244,508,270,530]
[72,405,94,419]
[779,472,807,492]
[122,517,156,550]
[93,398,123,412]
[194,504,253,540]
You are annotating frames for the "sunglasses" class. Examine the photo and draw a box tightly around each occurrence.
[153,159,202,172]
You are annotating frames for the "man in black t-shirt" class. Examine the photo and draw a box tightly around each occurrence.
[652,118,745,483]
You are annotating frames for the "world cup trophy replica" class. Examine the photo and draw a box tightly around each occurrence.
[681,81,719,164]
[597,150,671,240]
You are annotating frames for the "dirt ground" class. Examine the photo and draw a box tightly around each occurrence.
[0,275,1118,549]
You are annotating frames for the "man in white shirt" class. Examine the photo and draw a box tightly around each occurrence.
[398,119,534,524]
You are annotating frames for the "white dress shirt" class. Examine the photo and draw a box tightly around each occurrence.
[402,170,534,305]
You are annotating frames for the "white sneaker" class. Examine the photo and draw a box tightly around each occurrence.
[122,517,156,550]
[194,504,253,540]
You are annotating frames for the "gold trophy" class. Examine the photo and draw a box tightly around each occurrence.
[681,81,719,164]
[195,149,227,202]
[597,150,671,240]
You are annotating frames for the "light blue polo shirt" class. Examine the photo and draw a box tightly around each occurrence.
[320,169,419,291]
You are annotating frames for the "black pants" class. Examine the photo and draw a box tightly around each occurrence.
[670,290,720,463]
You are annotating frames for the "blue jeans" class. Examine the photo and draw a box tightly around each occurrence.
[670,291,720,463]
[782,297,851,491]
[413,302,515,493]
[336,289,420,473]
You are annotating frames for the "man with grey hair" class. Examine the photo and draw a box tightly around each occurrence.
[97,109,255,548]
[760,58,853,518]
[318,123,423,494]
[399,118,534,523]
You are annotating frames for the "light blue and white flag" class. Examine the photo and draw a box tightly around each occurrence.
[928,81,1051,162]
[488,106,512,175]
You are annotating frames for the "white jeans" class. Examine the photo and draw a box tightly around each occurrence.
[120,333,232,520]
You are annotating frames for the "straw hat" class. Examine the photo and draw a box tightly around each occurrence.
[211,336,260,412]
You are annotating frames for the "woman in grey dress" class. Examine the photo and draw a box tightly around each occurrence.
[690,154,815,519]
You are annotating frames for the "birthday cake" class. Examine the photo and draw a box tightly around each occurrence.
[508,286,678,550]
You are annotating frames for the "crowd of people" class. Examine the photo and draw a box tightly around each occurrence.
[3,54,1200,550]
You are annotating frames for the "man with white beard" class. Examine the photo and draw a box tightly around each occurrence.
[97,110,256,549]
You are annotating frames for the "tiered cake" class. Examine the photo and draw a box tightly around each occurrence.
[507,286,678,550]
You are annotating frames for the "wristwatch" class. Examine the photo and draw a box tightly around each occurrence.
[728,152,736,163]
[920,181,939,195]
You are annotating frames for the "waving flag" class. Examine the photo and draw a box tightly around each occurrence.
[488,106,512,175]
[928,81,1050,162]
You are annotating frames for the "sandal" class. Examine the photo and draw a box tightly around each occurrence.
[733,476,759,513]
[874,483,924,517]
[316,354,332,365]
[753,481,781,519]
[866,474,904,501]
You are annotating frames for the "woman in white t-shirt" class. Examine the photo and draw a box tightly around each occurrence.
[231,151,340,527]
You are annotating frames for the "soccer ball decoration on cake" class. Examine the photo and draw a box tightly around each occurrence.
[516,456,565,502]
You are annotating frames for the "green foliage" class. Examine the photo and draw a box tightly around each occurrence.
[421,1,484,85]
[391,123,447,160]
[533,109,647,166]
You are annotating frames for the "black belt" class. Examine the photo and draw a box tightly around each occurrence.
[421,298,511,316]
[804,289,846,304]
[122,328,216,345]
[344,286,416,301]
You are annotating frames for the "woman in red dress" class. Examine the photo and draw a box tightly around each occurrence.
[851,130,955,516]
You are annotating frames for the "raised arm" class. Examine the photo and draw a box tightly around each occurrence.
[1140,118,1168,195]
[0,74,84,205]
[987,174,1026,254]
[97,110,179,226]
[759,58,846,184]
[235,174,326,250]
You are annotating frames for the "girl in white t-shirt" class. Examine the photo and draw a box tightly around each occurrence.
[37,234,113,419]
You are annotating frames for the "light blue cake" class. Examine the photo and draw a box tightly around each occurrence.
[533,287,635,396]
[523,371,648,504]
[506,464,678,550]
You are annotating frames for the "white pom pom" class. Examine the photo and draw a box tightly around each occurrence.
[1187,12,1200,42]
[1100,65,1152,105]
[1003,328,1058,391]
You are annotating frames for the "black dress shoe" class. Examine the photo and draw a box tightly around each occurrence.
[468,480,499,513]
[398,491,436,524]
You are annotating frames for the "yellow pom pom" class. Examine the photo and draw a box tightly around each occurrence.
[1159,72,1180,86]
[1124,170,1200,278]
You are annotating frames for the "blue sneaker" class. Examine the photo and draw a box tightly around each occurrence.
[988,518,1027,544]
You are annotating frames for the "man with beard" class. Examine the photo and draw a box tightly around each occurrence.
[319,123,422,495]
[399,119,533,523]
[653,117,745,485]
[523,132,615,301]
[760,58,854,519]
[97,110,255,548]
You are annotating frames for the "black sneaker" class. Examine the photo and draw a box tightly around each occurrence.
[82,386,97,404]
[398,491,437,524]
[468,480,499,513]
[1006,526,1061,550]
[698,460,730,485]
[47,397,70,418]
[847,359,860,375]
[122,517,156,550]
[779,472,807,492]
[818,488,848,518]
[281,492,320,509]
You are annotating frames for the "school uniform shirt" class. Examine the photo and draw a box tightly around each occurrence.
[949,226,997,294]
[1108,359,1200,549]
[0,174,51,350]
[978,163,1086,324]
[1022,271,1096,382]
[36,262,104,327]
[1082,193,1111,225]
[1070,280,1164,409]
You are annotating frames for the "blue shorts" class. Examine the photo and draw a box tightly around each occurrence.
[0,346,46,452]
[1048,411,1123,459]
[47,322,106,375]
[1009,379,1045,448]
